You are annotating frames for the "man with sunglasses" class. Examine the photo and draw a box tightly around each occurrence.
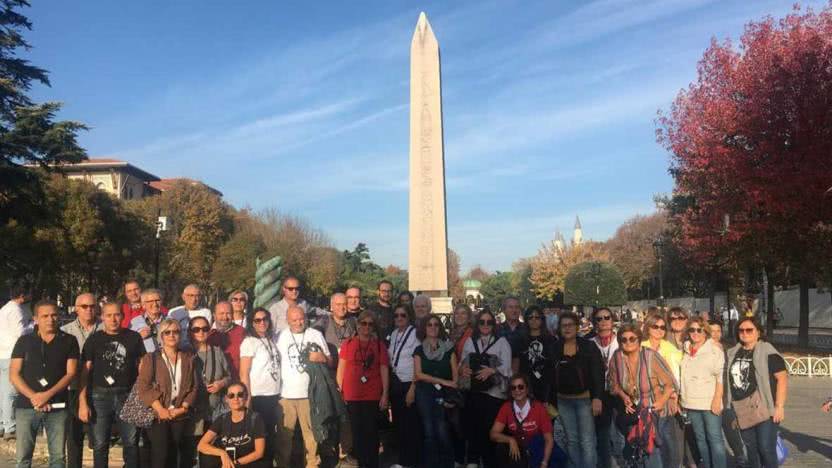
[62,293,102,468]
[78,302,145,468]
[588,307,623,468]
[268,276,329,333]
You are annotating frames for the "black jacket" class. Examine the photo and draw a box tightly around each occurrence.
[550,337,604,402]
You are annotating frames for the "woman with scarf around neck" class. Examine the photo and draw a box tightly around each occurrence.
[387,304,422,468]
[608,323,678,468]
[489,374,554,468]
[725,318,787,468]
[680,316,726,468]
[551,312,603,468]
[460,309,512,468]
[413,313,459,468]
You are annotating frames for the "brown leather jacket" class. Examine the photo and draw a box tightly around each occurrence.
[137,350,198,413]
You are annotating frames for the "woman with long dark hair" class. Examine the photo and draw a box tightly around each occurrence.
[460,309,512,468]
[725,318,788,468]
[513,305,556,404]
[387,304,422,468]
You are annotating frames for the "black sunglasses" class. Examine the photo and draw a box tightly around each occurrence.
[479,319,495,326]
[253,317,270,324]
[510,384,526,391]
[190,326,210,334]
[594,315,612,322]
[226,392,247,399]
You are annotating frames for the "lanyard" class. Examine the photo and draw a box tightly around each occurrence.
[391,326,414,368]
[258,336,278,381]
[289,330,308,373]
[162,351,179,396]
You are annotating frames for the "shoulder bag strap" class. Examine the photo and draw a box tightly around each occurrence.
[393,326,415,368]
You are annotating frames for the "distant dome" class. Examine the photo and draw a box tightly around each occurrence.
[463,279,482,289]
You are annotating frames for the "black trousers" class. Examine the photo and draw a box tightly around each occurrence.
[466,392,504,468]
[65,390,88,468]
[347,400,380,468]
[390,378,422,466]
[251,394,282,466]
[147,418,194,468]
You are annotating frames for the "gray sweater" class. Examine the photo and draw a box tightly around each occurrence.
[725,341,783,414]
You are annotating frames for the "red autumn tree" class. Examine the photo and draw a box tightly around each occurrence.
[658,4,832,346]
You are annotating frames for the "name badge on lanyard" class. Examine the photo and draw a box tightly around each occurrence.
[38,378,48,388]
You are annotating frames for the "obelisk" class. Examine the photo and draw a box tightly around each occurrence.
[409,12,452,314]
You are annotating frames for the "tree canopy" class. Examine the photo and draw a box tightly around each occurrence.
[564,261,627,307]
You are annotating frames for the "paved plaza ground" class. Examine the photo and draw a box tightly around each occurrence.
[0,376,829,467]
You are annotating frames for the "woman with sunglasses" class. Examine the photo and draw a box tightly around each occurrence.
[679,316,726,468]
[514,305,556,405]
[239,307,281,466]
[725,318,787,468]
[413,313,458,468]
[197,382,267,468]
[136,319,198,467]
[490,374,554,468]
[551,311,603,468]
[189,316,231,450]
[608,324,677,468]
[460,309,512,468]
[387,304,422,468]
[641,311,684,468]
[337,310,389,468]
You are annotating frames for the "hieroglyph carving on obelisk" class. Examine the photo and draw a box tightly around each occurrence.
[409,12,449,294]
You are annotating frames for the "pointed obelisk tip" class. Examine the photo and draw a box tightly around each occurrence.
[415,11,431,36]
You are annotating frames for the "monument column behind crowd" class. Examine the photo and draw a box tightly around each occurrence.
[408,12,452,314]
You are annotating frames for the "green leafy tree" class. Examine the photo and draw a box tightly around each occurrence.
[0,0,87,287]
[211,231,266,293]
[480,271,515,310]
[563,261,627,307]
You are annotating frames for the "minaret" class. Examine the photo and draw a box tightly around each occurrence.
[553,229,565,254]
[573,215,583,246]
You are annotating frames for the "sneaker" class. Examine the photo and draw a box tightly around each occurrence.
[3,431,15,441]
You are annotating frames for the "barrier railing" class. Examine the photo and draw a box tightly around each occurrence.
[784,356,832,377]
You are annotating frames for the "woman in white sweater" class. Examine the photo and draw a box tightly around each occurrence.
[680,316,726,468]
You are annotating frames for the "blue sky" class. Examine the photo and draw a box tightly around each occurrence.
[25,0,824,272]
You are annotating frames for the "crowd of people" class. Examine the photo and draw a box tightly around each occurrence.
[0,277,810,468]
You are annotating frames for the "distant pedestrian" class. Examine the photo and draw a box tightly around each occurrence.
[0,284,31,441]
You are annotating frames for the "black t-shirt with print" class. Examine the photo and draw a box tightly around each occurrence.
[211,411,266,463]
[517,334,555,400]
[729,347,787,401]
[82,329,146,389]
[12,331,80,409]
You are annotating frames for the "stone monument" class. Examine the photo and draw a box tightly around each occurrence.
[408,12,452,314]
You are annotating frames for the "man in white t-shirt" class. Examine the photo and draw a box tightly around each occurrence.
[168,284,211,347]
[276,305,330,467]
[0,285,31,439]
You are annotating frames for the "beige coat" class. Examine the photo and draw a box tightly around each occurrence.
[680,339,724,411]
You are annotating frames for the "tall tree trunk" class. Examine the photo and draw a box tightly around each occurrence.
[798,277,810,348]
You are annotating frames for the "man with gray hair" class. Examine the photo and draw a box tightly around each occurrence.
[496,296,528,357]
[169,284,212,347]
[129,289,166,352]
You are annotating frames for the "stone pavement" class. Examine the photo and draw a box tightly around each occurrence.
[0,377,828,467]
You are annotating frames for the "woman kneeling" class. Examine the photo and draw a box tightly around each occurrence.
[489,374,554,468]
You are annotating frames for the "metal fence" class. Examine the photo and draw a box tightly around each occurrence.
[784,356,832,377]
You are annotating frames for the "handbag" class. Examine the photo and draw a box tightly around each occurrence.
[731,390,770,430]
[119,352,157,429]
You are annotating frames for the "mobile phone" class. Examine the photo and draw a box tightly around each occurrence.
[225,447,237,462]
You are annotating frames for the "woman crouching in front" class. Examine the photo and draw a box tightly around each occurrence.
[197,382,267,468]
[489,373,554,468]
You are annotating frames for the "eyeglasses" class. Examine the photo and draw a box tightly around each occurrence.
[738,327,756,334]
[226,392,247,399]
[359,321,374,327]
[76,304,95,310]
[478,319,495,326]
[594,315,612,322]
[253,317,270,324]
[688,327,704,334]
[527,315,542,321]
[649,324,666,330]
[162,330,181,336]
[510,384,526,391]
[190,326,210,334]
[230,297,246,302]
[427,322,440,328]
[619,336,639,344]
[284,286,300,292]
[379,288,393,294]
[394,313,408,318]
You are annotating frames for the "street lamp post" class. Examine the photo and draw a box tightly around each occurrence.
[591,262,602,310]
[154,210,168,288]
[653,237,665,308]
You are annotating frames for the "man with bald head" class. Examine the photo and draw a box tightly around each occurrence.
[208,301,246,379]
[268,276,328,333]
[62,293,102,468]
[169,284,212,347]
[321,293,356,354]
[275,305,330,467]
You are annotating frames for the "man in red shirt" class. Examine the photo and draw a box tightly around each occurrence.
[119,280,143,328]
[208,301,245,379]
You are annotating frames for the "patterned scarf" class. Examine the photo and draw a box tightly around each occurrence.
[611,348,679,407]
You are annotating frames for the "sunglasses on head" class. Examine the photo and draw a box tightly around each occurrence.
[226,391,247,399]
[190,326,210,334]
[510,384,526,391]
[162,329,181,336]
[479,319,495,326]
[253,317,270,324]
[619,336,639,344]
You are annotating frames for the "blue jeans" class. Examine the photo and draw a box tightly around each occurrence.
[415,384,454,468]
[740,418,778,468]
[688,410,727,468]
[90,389,139,468]
[557,397,596,468]
[595,393,624,468]
[15,407,68,468]
[657,415,682,468]
[0,359,17,433]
